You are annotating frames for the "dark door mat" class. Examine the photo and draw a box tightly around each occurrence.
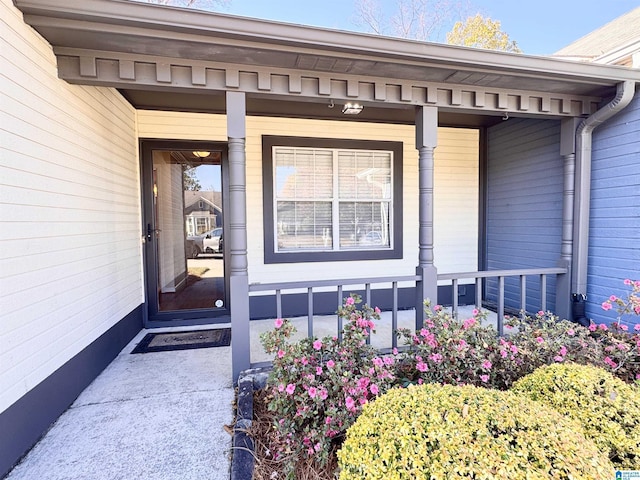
[131,328,231,354]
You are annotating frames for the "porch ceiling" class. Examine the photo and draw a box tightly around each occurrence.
[15,0,640,121]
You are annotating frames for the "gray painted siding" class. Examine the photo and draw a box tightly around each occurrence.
[485,118,563,313]
[586,90,640,325]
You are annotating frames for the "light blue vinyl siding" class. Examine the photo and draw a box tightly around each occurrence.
[485,118,563,313]
[586,90,640,325]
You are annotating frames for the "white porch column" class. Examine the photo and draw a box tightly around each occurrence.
[415,106,438,328]
[227,91,250,382]
[557,118,579,320]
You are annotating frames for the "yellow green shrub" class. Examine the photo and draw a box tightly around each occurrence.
[337,383,613,480]
[511,363,640,469]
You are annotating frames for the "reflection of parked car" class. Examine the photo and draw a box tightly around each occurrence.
[187,227,222,257]
[359,231,385,246]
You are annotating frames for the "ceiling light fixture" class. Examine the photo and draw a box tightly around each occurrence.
[342,103,364,115]
[192,151,211,158]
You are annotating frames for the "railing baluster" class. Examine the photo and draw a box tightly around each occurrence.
[476,277,482,309]
[308,287,314,338]
[365,283,371,345]
[337,285,343,342]
[540,274,547,312]
[498,276,505,336]
[520,275,526,316]
[392,281,398,350]
[452,278,459,319]
[276,289,282,319]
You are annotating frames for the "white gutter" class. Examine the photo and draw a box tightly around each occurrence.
[572,80,636,294]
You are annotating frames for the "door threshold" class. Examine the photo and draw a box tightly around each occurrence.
[145,315,231,329]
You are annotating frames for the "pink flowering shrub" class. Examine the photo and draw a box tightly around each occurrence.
[259,294,395,471]
[394,305,506,387]
[395,304,640,389]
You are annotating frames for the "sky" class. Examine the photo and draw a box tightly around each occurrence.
[217,0,639,55]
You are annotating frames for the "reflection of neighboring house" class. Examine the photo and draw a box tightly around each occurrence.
[183,191,223,235]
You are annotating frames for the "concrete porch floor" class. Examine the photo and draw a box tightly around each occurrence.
[5,306,494,480]
[5,326,235,480]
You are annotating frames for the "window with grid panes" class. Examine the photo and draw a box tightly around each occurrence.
[273,146,393,252]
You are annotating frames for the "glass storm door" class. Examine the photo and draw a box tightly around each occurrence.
[142,142,228,323]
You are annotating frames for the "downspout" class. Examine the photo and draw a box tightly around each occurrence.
[571,80,636,323]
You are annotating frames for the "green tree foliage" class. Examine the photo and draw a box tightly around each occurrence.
[446,13,521,52]
[183,167,202,191]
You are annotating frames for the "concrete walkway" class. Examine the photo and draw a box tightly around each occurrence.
[5,326,235,480]
[6,306,494,480]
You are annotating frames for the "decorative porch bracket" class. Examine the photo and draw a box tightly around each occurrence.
[227,91,250,383]
[556,118,580,320]
[415,106,438,329]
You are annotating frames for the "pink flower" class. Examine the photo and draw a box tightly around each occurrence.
[316,366,323,375]
[609,295,618,302]
[567,328,575,336]
[313,339,323,350]
[510,345,519,354]
[374,307,381,314]
[326,359,335,368]
[301,356,309,365]
[463,318,476,330]
[500,350,508,358]
[416,361,428,372]
[370,384,379,395]
[554,356,564,362]
[635,324,640,332]
[537,310,545,316]
[482,360,492,370]
[588,324,597,332]
[277,349,285,359]
[624,279,632,285]
[274,318,284,328]
[308,387,317,398]
[319,389,328,400]
[433,305,442,311]
[602,302,612,311]
[603,356,618,369]
[472,308,479,316]
[535,337,544,344]
[373,357,384,367]
[285,384,295,395]
[559,346,567,356]
[393,348,399,355]
[277,384,285,392]
[620,324,628,331]
[345,297,355,306]
[598,324,608,331]
[429,353,443,363]
[480,375,489,383]
[325,416,333,425]
[345,396,355,410]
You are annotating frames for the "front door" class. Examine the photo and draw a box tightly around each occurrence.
[141,141,229,324]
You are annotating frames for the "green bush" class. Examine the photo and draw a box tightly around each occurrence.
[511,363,640,469]
[337,383,613,480]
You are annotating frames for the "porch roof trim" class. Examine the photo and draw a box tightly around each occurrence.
[14,0,640,118]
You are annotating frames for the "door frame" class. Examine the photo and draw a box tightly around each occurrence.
[140,139,231,327]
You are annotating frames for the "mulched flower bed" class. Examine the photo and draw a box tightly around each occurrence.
[249,388,338,480]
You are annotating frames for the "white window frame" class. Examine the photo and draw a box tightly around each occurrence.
[272,146,394,253]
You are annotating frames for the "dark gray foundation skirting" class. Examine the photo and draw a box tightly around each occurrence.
[0,304,143,479]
